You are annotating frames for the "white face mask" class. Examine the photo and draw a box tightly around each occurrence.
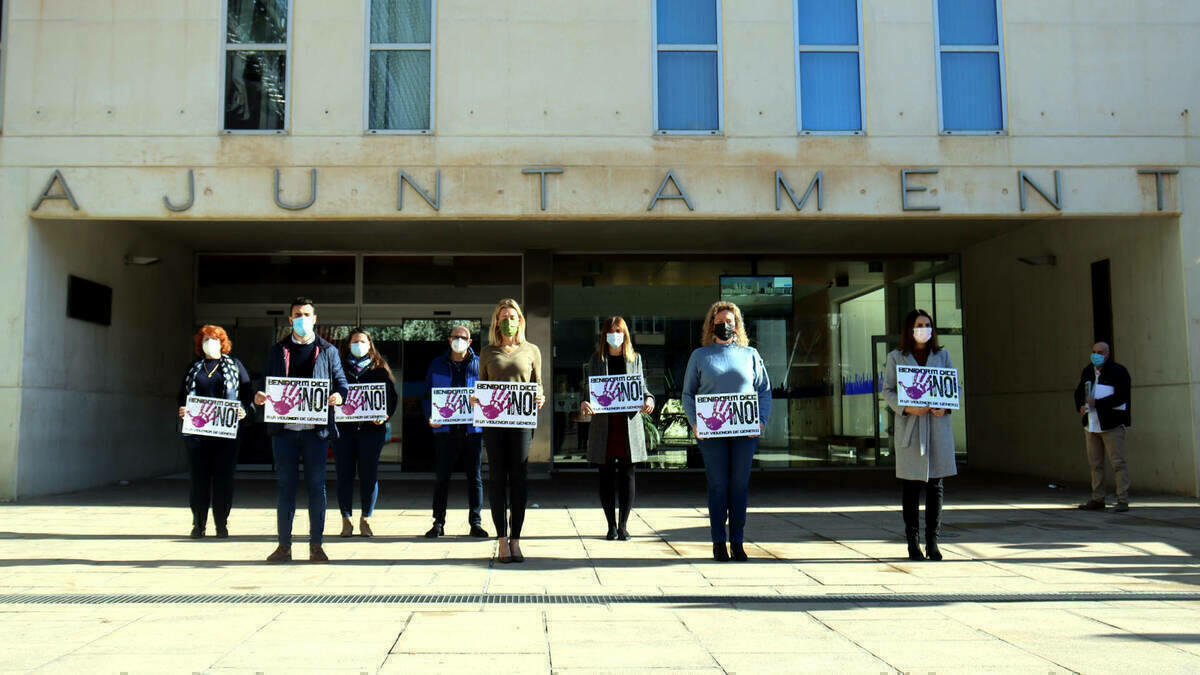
[349,341,370,358]
[913,326,933,344]
[450,338,470,354]
[606,332,625,349]
[202,338,222,360]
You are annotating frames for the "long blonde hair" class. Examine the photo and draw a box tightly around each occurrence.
[488,298,527,345]
[701,301,749,347]
[596,316,636,362]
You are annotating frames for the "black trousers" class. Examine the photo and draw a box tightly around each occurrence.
[188,438,239,528]
[598,458,636,527]
[483,428,531,538]
[432,431,484,527]
[901,478,944,540]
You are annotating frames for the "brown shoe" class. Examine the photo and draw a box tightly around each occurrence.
[309,544,330,564]
[265,545,292,563]
[339,517,353,537]
[359,517,373,538]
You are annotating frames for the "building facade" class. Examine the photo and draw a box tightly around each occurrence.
[1,0,1197,500]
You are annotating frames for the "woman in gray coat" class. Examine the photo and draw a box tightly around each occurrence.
[579,316,655,540]
[883,309,958,561]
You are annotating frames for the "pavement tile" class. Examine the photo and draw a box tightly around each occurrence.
[380,652,550,673]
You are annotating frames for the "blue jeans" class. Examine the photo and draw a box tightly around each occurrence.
[334,426,386,518]
[432,431,484,527]
[698,436,758,544]
[272,430,328,547]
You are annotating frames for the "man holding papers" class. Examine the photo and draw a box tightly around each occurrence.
[1073,342,1132,513]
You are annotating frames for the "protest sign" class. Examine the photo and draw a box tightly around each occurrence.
[895,366,961,410]
[587,374,646,414]
[182,395,241,440]
[264,376,331,424]
[472,381,540,429]
[430,387,473,425]
[694,393,760,438]
[334,382,389,422]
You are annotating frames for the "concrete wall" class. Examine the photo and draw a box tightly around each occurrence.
[962,216,1195,495]
[17,218,193,498]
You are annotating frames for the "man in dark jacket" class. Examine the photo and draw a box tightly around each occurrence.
[1073,341,1132,512]
[423,324,488,538]
[253,297,349,563]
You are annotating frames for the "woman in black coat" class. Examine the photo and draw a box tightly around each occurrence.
[335,328,399,537]
[176,325,253,538]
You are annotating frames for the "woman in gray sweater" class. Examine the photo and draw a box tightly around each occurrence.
[580,317,655,540]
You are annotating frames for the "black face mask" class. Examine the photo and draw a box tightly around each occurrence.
[713,322,735,341]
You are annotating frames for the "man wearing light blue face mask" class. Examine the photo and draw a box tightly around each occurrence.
[253,296,350,563]
[1073,341,1132,513]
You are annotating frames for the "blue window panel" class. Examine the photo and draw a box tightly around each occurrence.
[657,51,719,131]
[371,0,432,44]
[937,0,998,46]
[796,0,858,46]
[799,52,861,131]
[370,50,431,130]
[657,0,718,44]
[940,52,1003,130]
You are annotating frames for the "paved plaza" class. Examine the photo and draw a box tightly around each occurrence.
[0,472,1198,673]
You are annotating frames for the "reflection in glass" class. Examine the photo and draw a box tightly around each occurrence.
[226,0,288,44]
[369,50,432,130]
[224,52,286,131]
[371,0,432,43]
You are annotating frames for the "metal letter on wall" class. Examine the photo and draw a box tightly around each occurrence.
[31,170,80,211]
[163,169,196,212]
[274,168,318,211]
[398,170,441,211]
[522,168,564,211]
[900,169,940,211]
[1018,170,1063,211]
[776,170,823,211]
[647,169,695,211]
[1137,169,1180,212]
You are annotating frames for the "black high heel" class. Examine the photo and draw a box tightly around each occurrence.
[712,542,730,562]
[925,536,942,561]
[605,525,618,540]
[906,529,924,561]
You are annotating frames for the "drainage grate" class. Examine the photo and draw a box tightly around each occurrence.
[0,591,1197,606]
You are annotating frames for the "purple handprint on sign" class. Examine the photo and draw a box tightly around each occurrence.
[591,379,621,408]
[697,399,734,431]
[479,388,513,420]
[266,382,302,415]
[904,371,932,401]
[437,391,466,419]
[187,402,218,428]
[340,388,365,415]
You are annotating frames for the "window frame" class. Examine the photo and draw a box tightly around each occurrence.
[0,0,8,132]
[362,0,436,135]
[933,0,1007,135]
[792,0,866,136]
[219,0,295,135]
[651,0,724,136]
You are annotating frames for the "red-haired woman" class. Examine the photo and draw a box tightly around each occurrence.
[580,317,655,540]
[176,325,253,538]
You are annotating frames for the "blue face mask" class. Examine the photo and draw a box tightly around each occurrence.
[1090,353,1106,367]
[292,316,314,338]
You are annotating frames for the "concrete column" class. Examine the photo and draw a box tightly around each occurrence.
[1178,168,1200,497]
[523,250,554,471]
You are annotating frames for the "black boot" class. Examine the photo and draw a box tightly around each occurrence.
[190,515,206,539]
[712,542,730,562]
[925,535,942,561]
[603,507,618,540]
[906,529,924,561]
[925,478,944,561]
[616,507,631,541]
[730,542,748,562]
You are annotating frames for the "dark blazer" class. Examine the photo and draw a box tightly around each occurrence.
[262,335,350,440]
[177,356,254,449]
[584,351,654,464]
[339,356,399,434]
[423,348,482,434]
[1073,360,1132,430]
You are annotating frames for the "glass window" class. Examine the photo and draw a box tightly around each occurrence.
[654,0,721,133]
[795,0,863,133]
[196,254,355,304]
[223,0,289,132]
[362,255,521,304]
[368,0,434,132]
[935,0,1005,133]
[1,0,6,131]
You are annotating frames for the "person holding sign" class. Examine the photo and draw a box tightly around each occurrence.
[1072,341,1132,513]
[334,328,398,538]
[882,309,957,562]
[579,316,655,541]
[176,325,253,539]
[253,297,349,564]
[474,298,545,563]
[424,325,488,539]
[682,301,772,562]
